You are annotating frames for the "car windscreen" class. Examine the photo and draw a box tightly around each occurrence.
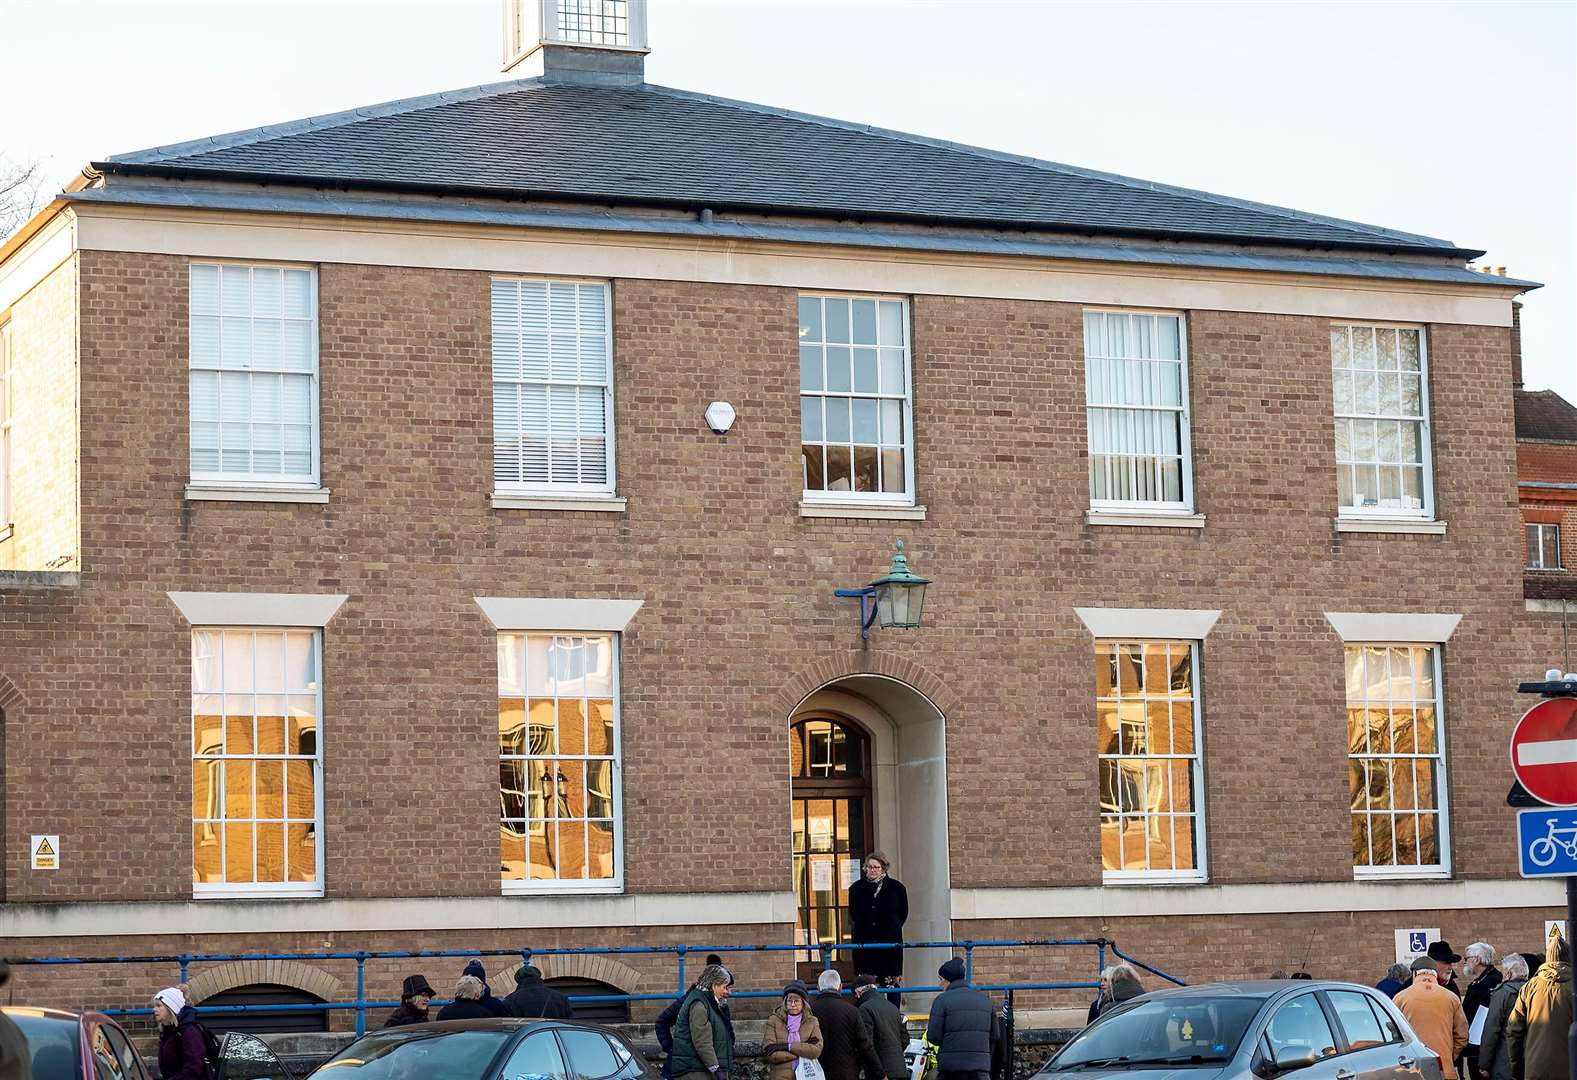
[1045,997,1266,1070]
[316,1029,513,1079]
[8,1012,83,1076]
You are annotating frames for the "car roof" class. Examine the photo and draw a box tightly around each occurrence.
[1139,980,1382,999]
[367,1018,550,1032]
[0,1007,99,1022]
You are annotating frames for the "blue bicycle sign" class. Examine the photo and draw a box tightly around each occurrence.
[1518,808,1577,877]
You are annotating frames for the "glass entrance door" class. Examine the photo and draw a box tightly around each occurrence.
[790,716,873,983]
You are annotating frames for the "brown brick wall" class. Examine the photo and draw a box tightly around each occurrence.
[0,250,1562,919]
[0,252,79,572]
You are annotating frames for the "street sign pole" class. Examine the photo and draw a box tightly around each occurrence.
[1515,673,1577,1080]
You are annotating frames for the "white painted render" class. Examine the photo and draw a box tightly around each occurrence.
[473,597,644,632]
[1073,607,1223,640]
[1322,612,1463,643]
[166,591,349,627]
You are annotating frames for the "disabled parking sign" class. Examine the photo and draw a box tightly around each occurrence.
[1517,807,1577,877]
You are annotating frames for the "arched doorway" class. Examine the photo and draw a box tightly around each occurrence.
[790,715,874,982]
[789,676,951,996]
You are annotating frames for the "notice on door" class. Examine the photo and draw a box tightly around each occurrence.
[841,857,861,889]
[811,860,834,893]
[30,835,59,871]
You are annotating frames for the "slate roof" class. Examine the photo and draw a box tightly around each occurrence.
[1516,389,1577,443]
[100,78,1481,258]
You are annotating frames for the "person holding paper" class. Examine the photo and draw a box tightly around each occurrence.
[1458,943,1502,1079]
[1475,953,1528,1080]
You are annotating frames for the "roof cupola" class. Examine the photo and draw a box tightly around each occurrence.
[503,0,648,85]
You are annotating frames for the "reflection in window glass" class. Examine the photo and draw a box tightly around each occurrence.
[1347,645,1447,873]
[1264,995,1338,1060]
[1326,991,1388,1049]
[1527,523,1562,569]
[499,633,620,887]
[1096,641,1204,878]
[192,629,322,890]
[1332,324,1430,517]
[799,295,912,500]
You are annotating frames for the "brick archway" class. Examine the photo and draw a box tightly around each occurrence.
[0,672,25,713]
[494,953,643,994]
[186,960,343,1005]
[772,649,956,720]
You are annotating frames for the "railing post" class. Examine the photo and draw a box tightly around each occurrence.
[963,943,974,983]
[179,958,189,987]
[819,942,833,975]
[676,945,687,995]
[1097,940,1106,986]
[355,956,366,1037]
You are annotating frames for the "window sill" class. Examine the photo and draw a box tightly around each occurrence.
[1352,868,1451,882]
[1527,567,1568,573]
[799,501,927,521]
[491,494,627,512]
[1102,874,1209,887]
[186,485,331,505]
[1086,511,1205,529]
[1335,518,1447,535]
[0,523,12,544]
[501,883,625,897]
[193,885,326,900]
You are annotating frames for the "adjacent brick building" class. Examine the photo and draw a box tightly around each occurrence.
[0,0,1565,1026]
[1514,320,1577,605]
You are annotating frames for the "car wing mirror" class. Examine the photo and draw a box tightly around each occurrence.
[1269,1048,1320,1075]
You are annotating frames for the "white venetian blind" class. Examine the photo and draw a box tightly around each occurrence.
[492,280,613,492]
[189,264,317,484]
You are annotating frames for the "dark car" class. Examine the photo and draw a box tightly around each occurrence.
[307,1018,650,1080]
[2,1006,155,1080]
[1036,981,1446,1079]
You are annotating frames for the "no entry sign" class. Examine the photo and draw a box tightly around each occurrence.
[1511,697,1577,807]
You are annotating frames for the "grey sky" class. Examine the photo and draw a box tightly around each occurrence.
[6,0,1572,396]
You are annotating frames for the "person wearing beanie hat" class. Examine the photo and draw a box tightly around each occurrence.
[459,959,509,1017]
[383,974,437,1028]
[854,973,907,1080]
[153,986,214,1080]
[504,963,573,1020]
[760,981,823,1080]
[669,964,737,1080]
[1505,929,1573,1080]
[924,957,999,1080]
[1395,961,1469,1079]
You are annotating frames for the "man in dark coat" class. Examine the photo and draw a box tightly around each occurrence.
[811,970,887,1080]
[383,974,437,1027]
[461,959,510,1017]
[1458,943,1502,1079]
[847,853,908,986]
[925,958,1000,1080]
[855,974,907,1080]
[505,965,574,1019]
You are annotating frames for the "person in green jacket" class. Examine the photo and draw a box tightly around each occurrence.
[855,974,908,1080]
[670,964,736,1080]
[1506,932,1573,1080]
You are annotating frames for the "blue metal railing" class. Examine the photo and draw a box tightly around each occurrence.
[9,937,1185,1037]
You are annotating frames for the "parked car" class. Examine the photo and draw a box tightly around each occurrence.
[300,1018,650,1080]
[2,1006,154,1080]
[1035,981,1446,1078]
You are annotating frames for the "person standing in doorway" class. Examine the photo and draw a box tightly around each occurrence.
[848,851,908,998]
[925,958,999,1080]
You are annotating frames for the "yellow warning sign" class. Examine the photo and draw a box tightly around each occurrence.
[31,835,58,870]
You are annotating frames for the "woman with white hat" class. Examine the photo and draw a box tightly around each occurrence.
[153,987,213,1080]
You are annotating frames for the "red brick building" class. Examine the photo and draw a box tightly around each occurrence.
[0,0,1565,1022]
[1514,324,1577,606]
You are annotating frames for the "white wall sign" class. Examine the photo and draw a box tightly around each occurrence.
[1395,927,1439,964]
[30,835,58,871]
[810,860,834,893]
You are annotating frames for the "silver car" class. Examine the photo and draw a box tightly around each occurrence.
[1037,981,1446,1079]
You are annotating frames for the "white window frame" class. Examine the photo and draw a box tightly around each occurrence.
[187,261,322,491]
[1082,308,1195,515]
[0,320,12,527]
[1096,639,1209,886]
[1331,322,1434,522]
[491,276,617,500]
[191,627,326,900]
[1347,643,1451,881]
[1527,522,1563,570]
[498,630,625,896]
[798,292,916,507]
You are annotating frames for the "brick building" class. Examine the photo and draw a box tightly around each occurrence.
[0,0,1566,1023]
[1514,322,1577,607]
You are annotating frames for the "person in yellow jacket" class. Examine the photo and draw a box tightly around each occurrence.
[1506,932,1573,1080]
[1394,958,1468,1079]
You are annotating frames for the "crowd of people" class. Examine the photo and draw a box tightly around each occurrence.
[1368,935,1572,1080]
